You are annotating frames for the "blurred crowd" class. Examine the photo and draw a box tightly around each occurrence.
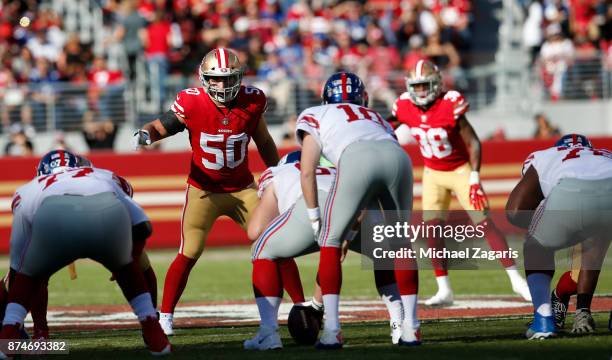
[523,0,612,100]
[0,0,475,155]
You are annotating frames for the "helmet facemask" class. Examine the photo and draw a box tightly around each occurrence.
[405,60,442,106]
[406,76,441,106]
[198,48,243,104]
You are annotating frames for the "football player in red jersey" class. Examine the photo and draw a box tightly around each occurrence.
[133,48,304,335]
[388,60,531,305]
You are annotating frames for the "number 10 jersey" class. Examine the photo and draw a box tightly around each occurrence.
[171,85,267,192]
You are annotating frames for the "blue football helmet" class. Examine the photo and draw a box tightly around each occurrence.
[322,72,368,107]
[554,134,592,148]
[37,150,80,176]
[278,150,301,165]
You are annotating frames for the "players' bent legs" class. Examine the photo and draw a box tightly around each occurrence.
[317,141,413,349]
[523,237,556,340]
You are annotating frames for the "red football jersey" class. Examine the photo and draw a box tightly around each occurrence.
[171,85,267,192]
[392,90,470,171]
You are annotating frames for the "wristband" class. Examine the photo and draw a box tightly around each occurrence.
[469,171,480,185]
[307,207,320,221]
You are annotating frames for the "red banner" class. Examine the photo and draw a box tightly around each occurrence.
[2,137,612,253]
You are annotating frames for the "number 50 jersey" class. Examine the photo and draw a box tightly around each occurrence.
[393,90,470,171]
[171,85,267,192]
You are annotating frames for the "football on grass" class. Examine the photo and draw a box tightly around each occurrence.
[287,303,323,345]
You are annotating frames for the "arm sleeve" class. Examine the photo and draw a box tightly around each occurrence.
[170,90,192,121]
[521,152,537,176]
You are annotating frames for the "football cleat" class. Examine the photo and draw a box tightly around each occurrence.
[571,309,595,334]
[243,326,282,350]
[424,290,454,307]
[315,329,343,350]
[526,312,556,340]
[398,324,421,346]
[551,290,568,329]
[390,321,402,345]
[158,313,174,336]
[509,274,531,302]
[141,316,172,356]
[32,327,49,341]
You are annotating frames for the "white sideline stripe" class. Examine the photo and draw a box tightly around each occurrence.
[24,299,530,327]
[0,180,521,212]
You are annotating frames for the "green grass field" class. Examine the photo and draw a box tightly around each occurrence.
[1,248,611,359]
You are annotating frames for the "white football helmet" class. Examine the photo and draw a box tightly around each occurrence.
[199,48,243,103]
[405,59,442,106]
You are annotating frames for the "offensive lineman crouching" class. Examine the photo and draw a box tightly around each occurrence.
[0,150,170,356]
[506,134,612,339]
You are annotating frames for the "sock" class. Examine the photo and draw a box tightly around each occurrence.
[576,293,593,310]
[31,281,48,333]
[143,267,158,308]
[278,258,305,303]
[391,260,418,328]
[2,303,27,326]
[505,266,525,286]
[555,271,577,304]
[114,261,148,301]
[319,247,342,332]
[401,295,419,328]
[527,272,552,316]
[160,253,197,314]
[479,219,515,268]
[425,219,447,275]
[0,276,8,322]
[252,259,282,329]
[129,292,157,321]
[322,294,340,332]
[378,284,403,324]
[255,297,281,329]
[435,275,452,294]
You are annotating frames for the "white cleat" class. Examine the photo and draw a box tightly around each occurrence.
[424,291,454,306]
[158,313,174,336]
[315,329,343,349]
[390,321,402,345]
[244,326,282,350]
[398,325,422,346]
[511,278,532,302]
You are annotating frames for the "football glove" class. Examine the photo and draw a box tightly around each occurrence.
[307,207,321,239]
[132,129,151,149]
[469,171,488,211]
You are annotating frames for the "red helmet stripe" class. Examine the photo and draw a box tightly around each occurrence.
[341,72,348,101]
[215,48,222,68]
[572,134,577,145]
[58,150,65,166]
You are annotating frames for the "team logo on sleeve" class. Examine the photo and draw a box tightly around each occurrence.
[298,114,320,129]
[11,194,21,213]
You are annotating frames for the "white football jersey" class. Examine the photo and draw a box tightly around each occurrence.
[258,163,337,213]
[11,167,147,245]
[522,146,612,197]
[295,103,397,164]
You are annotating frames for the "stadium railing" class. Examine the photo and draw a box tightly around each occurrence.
[1,57,610,134]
